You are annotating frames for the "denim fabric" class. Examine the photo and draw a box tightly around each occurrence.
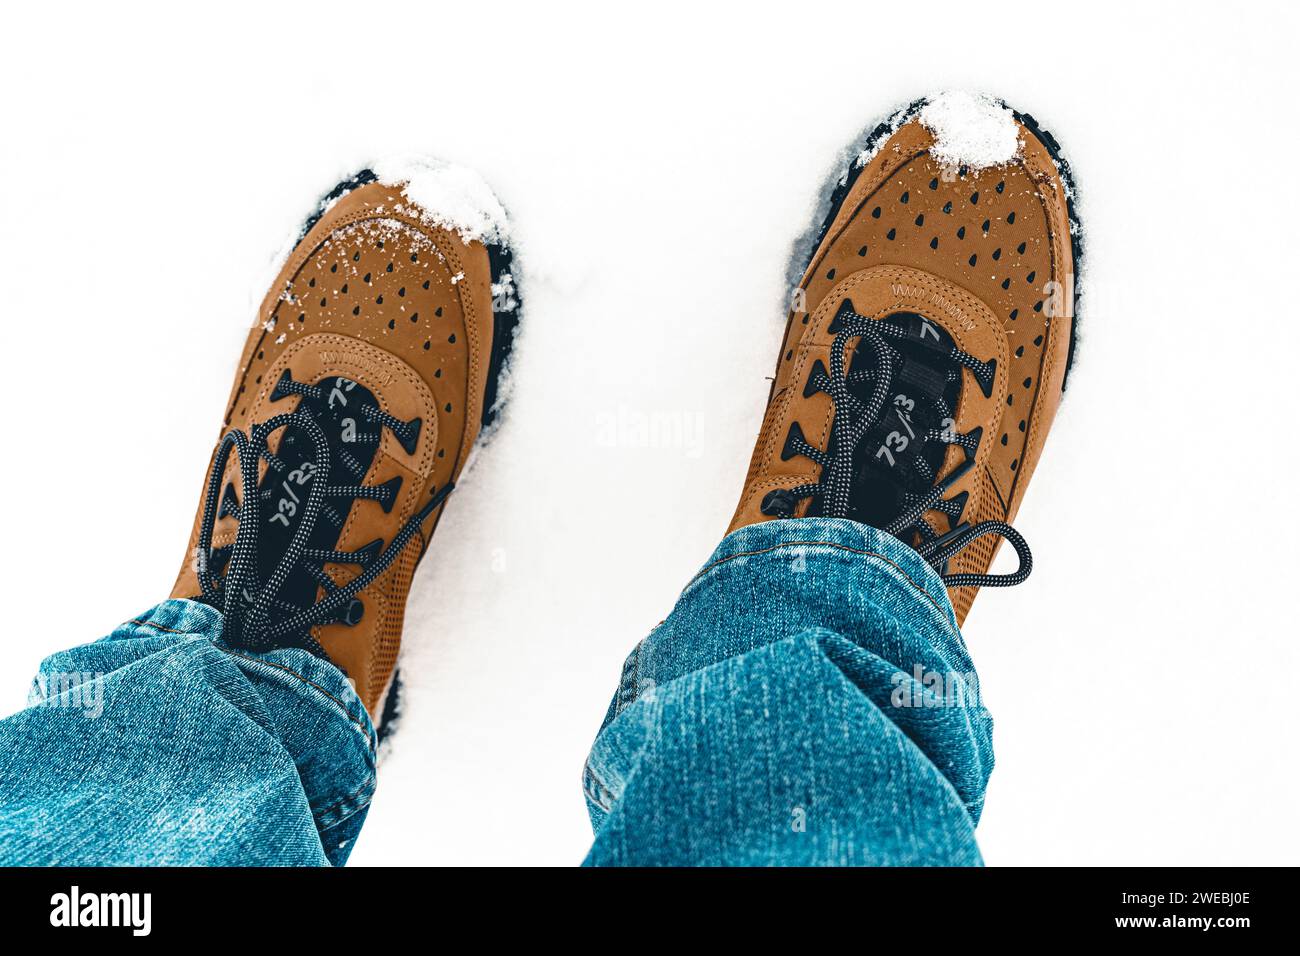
[0,518,988,866]
[583,517,993,866]
[0,599,375,866]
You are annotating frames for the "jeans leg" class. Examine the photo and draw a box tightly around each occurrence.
[583,518,993,866]
[0,599,376,866]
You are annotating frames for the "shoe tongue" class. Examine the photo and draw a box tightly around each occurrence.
[256,376,383,614]
[843,312,961,530]
[894,352,951,406]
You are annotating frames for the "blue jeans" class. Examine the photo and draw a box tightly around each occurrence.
[0,519,991,865]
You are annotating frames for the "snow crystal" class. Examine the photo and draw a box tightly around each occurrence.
[371,157,510,246]
[918,91,1021,170]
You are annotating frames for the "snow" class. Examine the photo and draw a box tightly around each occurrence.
[849,91,1022,194]
[372,156,510,246]
[2,1,1299,868]
[919,91,1021,169]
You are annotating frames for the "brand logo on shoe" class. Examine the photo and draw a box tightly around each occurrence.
[889,283,976,332]
[316,349,396,388]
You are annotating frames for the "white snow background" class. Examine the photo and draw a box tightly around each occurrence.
[2,0,1297,865]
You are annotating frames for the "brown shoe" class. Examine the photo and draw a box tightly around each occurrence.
[170,159,520,724]
[729,92,1082,625]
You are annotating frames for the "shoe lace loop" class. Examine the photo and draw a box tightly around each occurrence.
[762,302,1031,588]
[195,378,452,652]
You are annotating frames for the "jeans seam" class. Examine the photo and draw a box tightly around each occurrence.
[614,640,643,717]
[688,540,956,634]
[320,797,372,833]
[128,617,203,637]
[315,776,377,829]
[225,652,374,744]
[583,761,616,812]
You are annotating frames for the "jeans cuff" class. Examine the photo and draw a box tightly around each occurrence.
[123,597,225,639]
[601,518,963,734]
[128,599,378,845]
[687,517,956,624]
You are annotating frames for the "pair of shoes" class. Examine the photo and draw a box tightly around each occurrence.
[171,92,1081,726]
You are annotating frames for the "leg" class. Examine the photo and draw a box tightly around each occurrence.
[0,160,517,865]
[582,95,1080,866]
[0,599,375,866]
[583,518,991,866]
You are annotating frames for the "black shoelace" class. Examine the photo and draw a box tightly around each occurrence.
[195,370,452,653]
[761,301,1031,588]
